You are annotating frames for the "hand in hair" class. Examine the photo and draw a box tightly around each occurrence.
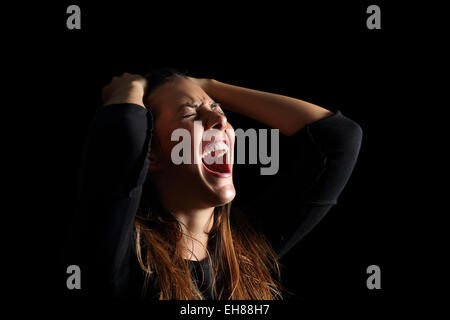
[102,73,147,108]
[187,76,212,92]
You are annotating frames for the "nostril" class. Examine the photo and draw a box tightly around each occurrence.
[212,116,227,130]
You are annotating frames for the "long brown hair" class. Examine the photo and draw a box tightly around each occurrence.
[134,178,285,299]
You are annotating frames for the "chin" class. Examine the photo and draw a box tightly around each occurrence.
[194,168,235,207]
[213,185,236,205]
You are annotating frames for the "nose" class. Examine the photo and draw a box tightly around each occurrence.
[203,109,227,132]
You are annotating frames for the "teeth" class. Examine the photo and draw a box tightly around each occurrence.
[202,141,229,159]
[214,149,227,158]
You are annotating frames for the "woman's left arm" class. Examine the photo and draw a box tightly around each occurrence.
[191,78,333,136]
[192,77,363,259]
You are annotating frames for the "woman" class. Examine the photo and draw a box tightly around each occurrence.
[74,68,362,300]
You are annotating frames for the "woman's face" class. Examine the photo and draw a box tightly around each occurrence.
[146,77,236,209]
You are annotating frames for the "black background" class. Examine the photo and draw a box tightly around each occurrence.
[11,0,426,315]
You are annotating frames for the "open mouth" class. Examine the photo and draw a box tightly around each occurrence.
[201,138,232,177]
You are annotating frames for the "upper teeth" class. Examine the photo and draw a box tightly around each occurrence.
[202,141,229,159]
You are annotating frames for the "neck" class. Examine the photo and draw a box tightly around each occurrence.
[172,207,215,237]
[161,197,215,261]
[156,179,217,260]
[158,184,215,236]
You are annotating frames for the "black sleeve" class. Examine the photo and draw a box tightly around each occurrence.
[238,110,362,259]
[75,103,153,297]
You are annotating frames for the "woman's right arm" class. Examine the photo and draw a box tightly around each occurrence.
[75,74,153,297]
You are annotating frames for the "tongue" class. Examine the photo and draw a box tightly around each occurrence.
[205,161,228,173]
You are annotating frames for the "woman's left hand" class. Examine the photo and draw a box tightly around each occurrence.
[187,77,213,92]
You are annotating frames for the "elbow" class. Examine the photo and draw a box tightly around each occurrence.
[334,117,363,162]
[342,117,363,152]
[309,112,363,159]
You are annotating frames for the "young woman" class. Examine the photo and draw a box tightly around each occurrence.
[74,68,362,300]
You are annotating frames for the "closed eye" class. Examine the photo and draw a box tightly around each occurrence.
[211,103,226,116]
[181,102,225,119]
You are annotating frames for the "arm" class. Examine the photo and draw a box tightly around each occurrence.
[252,111,363,258]
[192,77,362,258]
[76,74,152,296]
[191,78,334,136]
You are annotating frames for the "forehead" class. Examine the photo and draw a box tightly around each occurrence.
[147,78,211,114]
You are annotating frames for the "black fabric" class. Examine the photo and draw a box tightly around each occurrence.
[188,259,214,300]
[69,102,362,299]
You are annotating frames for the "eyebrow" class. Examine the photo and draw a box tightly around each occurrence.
[178,102,220,112]
[179,103,198,109]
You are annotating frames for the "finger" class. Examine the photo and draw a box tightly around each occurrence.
[134,77,147,89]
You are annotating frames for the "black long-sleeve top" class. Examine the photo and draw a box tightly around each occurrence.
[72,102,362,299]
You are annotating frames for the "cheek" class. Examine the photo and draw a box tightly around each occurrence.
[225,123,235,138]
[155,121,198,163]
[154,120,176,160]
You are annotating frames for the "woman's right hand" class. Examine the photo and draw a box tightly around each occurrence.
[102,73,147,108]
